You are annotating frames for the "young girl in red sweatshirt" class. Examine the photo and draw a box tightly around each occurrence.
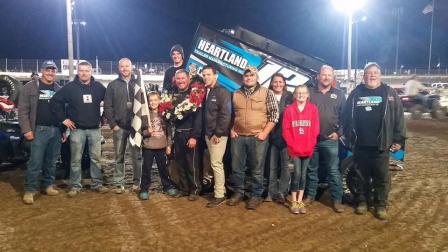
[282,85,320,214]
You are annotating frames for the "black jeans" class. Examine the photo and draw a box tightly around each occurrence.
[353,147,390,208]
[173,132,202,195]
[141,148,174,192]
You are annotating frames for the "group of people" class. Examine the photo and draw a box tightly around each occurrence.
[18,44,405,220]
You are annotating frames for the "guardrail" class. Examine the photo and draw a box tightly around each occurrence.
[0,58,172,75]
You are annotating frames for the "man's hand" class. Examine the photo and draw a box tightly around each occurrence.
[187,138,197,149]
[113,125,120,131]
[63,119,76,130]
[166,146,172,155]
[328,132,339,141]
[255,131,268,141]
[390,143,402,152]
[24,131,34,141]
[61,132,68,143]
[211,135,220,144]
[230,129,238,139]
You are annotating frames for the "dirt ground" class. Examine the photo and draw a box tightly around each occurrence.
[0,119,447,251]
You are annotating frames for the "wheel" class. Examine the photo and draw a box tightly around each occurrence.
[410,104,425,120]
[431,100,447,120]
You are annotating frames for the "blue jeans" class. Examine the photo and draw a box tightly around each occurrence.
[112,128,142,187]
[230,136,269,198]
[306,140,343,202]
[70,129,103,190]
[268,145,291,199]
[25,126,61,193]
[291,157,310,191]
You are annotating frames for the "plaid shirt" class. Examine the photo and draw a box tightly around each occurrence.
[242,84,279,123]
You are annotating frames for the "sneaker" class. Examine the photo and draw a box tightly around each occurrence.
[113,186,126,194]
[23,192,36,205]
[207,197,226,208]
[246,197,263,210]
[45,185,59,196]
[290,201,300,214]
[298,201,307,214]
[68,189,80,198]
[188,194,199,201]
[227,192,244,206]
[139,191,149,200]
[355,202,367,215]
[303,197,315,206]
[93,186,109,194]
[333,202,345,213]
[375,207,388,220]
[166,188,180,198]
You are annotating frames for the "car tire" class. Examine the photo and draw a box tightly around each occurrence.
[410,104,425,120]
[431,100,447,120]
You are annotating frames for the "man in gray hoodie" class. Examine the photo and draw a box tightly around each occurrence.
[104,58,142,193]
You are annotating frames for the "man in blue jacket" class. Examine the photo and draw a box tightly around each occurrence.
[342,62,405,220]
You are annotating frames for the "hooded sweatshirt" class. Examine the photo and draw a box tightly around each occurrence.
[282,100,320,157]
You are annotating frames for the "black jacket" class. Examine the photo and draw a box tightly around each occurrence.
[342,83,406,151]
[269,91,294,148]
[103,75,137,130]
[310,86,346,141]
[204,83,232,137]
[172,87,203,139]
[50,76,105,129]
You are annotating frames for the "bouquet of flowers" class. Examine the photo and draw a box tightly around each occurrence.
[159,82,206,121]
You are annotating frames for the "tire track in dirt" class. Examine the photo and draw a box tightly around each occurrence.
[0,220,14,251]
[107,196,140,251]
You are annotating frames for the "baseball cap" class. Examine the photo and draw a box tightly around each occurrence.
[243,66,258,75]
[41,60,58,70]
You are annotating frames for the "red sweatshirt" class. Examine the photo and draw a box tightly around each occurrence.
[282,100,320,157]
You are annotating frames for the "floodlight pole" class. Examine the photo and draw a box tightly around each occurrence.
[347,13,353,92]
[66,0,74,79]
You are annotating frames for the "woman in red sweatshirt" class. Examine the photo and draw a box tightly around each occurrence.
[282,85,320,214]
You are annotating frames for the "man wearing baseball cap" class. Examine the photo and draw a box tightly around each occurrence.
[228,66,279,210]
[18,60,64,204]
[162,44,185,93]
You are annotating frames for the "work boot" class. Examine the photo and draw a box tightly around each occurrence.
[68,189,80,198]
[246,197,263,210]
[355,202,367,215]
[333,202,345,213]
[290,201,300,214]
[206,197,226,208]
[45,185,59,196]
[375,207,388,220]
[227,192,244,206]
[23,192,36,205]
[93,186,109,194]
[113,186,126,194]
[298,201,307,214]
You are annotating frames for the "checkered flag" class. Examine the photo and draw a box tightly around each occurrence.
[129,69,151,147]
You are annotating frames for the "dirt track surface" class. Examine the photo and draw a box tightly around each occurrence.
[1,119,447,251]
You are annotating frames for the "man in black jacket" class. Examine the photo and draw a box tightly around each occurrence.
[342,62,405,220]
[172,69,203,200]
[306,65,346,213]
[51,61,109,197]
[202,65,232,208]
[104,58,142,193]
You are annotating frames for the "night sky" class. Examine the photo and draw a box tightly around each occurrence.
[1,0,447,70]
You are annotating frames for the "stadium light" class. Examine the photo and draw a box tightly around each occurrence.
[332,0,367,92]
